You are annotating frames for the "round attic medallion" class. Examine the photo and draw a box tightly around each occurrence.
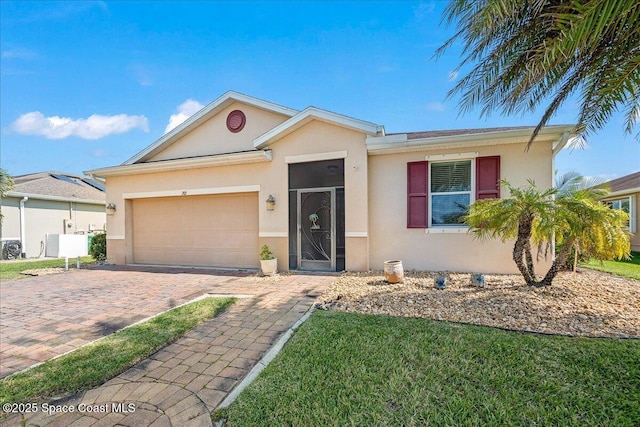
[226,110,246,133]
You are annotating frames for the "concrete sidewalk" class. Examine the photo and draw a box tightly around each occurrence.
[3,269,335,427]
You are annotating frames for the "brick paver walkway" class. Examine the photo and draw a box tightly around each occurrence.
[1,266,335,426]
[1,267,248,377]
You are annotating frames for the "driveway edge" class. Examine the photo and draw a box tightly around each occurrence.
[216,305,317,411]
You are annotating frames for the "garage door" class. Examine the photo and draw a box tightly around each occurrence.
[132,193,259,268]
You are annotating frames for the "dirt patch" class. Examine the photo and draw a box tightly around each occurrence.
[20,262,98,277]
[316,269,639,338]
[21,267,68,276]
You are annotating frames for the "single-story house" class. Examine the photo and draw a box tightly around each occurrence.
[86,91,576,274]
[601,171,639,252]
[0,172,106,259]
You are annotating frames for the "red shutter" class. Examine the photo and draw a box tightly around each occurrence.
[476,156,500,199]
[407,161,428,228]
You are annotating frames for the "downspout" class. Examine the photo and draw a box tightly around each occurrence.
[19,196,28,258]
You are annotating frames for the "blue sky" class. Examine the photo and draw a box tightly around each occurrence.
[1,1,638,182]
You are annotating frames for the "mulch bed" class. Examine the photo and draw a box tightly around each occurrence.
[316,269,639,338]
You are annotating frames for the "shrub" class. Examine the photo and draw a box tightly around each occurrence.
[89,233,107,261]
[260,245,275,260]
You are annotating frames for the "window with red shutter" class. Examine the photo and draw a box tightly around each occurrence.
[407,161,428,228]
[476,156,500,200]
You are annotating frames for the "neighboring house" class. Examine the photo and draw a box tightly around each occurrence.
[0,172,106,259]
[87,91,576,274]
[601,171,639,252]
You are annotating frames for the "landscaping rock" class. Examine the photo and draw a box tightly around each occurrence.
[315,269,640,338]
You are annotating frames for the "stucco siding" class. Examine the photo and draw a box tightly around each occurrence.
[148,102,290,161]
[0,198,21,242]
[0,198,105,258]
[368,141,554,274]
[105,119,369,269]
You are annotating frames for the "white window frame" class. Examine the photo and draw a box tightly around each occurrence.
[608,195,636,233]
[426,158,476,233]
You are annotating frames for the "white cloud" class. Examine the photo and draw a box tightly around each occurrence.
[165,99,205,133]
[11,111,149,140]
[448,70,459,81]
[414,2,436,20]
[2,48,37,60]
[426,102,445,112]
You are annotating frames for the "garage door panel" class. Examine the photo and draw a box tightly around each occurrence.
[132,193,258,268]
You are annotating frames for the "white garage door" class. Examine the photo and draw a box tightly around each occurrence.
[132,193,259,268]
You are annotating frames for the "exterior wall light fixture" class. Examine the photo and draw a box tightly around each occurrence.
[266,195,276,211]
[106,203,117,214]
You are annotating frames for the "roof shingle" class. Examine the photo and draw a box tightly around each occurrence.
[602,171,640,193]
[10,171,106,202]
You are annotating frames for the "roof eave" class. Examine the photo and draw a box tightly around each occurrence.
[366,125,576,155]
[86,150,273,178]
[603,187,640,198]
[124,91,298,165]
[5,192,106,205]
[253,107,380,149]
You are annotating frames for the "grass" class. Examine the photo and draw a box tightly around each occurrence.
[0,296,235,406]
[0,256,95,281]
[225,310,640,427]
[581,251,640,280]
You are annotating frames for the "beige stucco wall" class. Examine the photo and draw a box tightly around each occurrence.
[368,141,555,274]
[268,120,369,271]
[148,102,290,162]
[105,118,369,270]
[1,196,105,258]
[1,198,21,242]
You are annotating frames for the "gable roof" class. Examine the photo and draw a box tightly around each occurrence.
[254,106,382,149]
[602,171,640,195]
[125,91,299,165]
[8,171,106,204]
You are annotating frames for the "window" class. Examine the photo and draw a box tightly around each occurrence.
[607,195,636,233]
[430,161,472,226]
[407,156,500,229]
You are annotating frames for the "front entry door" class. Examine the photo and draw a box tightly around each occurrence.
[297,188,335,271]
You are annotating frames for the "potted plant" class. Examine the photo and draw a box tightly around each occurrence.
[259,244,277,276]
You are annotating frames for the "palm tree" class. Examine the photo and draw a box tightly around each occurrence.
[465,180,630,286]
[0,168,14,224]
[436,0,640,148]
[554,170,608,197]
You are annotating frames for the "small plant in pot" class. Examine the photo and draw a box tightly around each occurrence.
[259,245,277,276]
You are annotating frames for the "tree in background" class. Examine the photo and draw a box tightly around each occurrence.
[464,180,630,286]
[437,0,640,147]
[0,168,14,224]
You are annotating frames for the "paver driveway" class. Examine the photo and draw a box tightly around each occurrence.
[0,265,331,378]
[1,265,336,426]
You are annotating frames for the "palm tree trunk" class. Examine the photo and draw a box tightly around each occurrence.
[513,213,536,285]
[536,237,576,287]
[525,242,536,278]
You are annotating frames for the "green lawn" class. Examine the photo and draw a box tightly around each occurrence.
[0,297,235,407]
[224,310,640,426]
[0,256,95,281]
[581,251,640,280]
